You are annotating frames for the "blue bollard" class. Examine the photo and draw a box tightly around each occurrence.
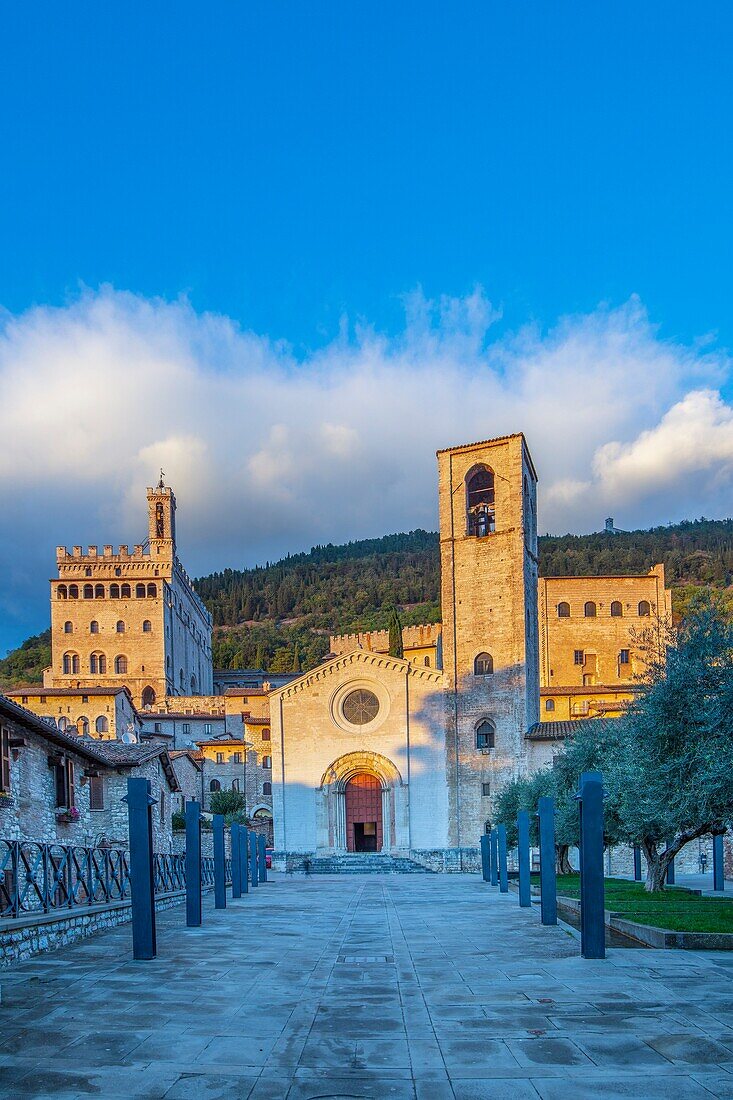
[578,771,605,960]
[185,800,202,927]
[713,834,725,892]
[497,825,508,893]
[490,828,499,886]
[480,834,490,882]
[249,829,258,888]
[537,797,557,926]
[213,813,226,909]
[666,855,675,886]
[633,846,642,881]
[231,824,242,899]
[240,826,249,894]
[258,834,268,883]
[123,777,157,960]
[517,810,531,908]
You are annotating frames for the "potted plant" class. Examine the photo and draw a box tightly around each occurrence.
[56,806,81,824]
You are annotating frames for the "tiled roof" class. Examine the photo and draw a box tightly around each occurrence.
[224,687,269,697]
[141,712,225,721]
[194,737,245,748]
[243,717,270,726]
[525,718,617,741]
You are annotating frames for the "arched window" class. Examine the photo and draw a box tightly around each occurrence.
[84,567,92,576]
[584,601,597,618]
[83,584,93,599]
[90,620,99,634]
[142,619,152,633]
[94,584,105,598]
[610,601,623,617]
[90,652,106,674]
[121,583,131,599]
[136,583,146,598]
[262,782,272,796]
[110,583,120,599]
[209,779,221,793]
[557,602,570,618]
[190,674,197,694]
[95,715,108,734]
[231,779,239,791]
[147,583,157,598]
[116,620,125,633]
[63,652,80,675]
[476,720,495,750]
[545,699,555,712]
[58,716,68,731]
[424,656,430,667]
[142,686,156,708]
[474,652,494,676]
[58,584,67,600]
[64,621,73,634]
[638,600,651,617]
[466,466,496,537]
[114,655,128,674]
[77,716,89,736]
[68,584,79,599]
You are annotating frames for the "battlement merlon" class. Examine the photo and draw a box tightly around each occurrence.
[329,623,443,656]
[56,544,153,563]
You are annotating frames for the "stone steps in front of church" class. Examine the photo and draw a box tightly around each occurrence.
[303,853,435,874]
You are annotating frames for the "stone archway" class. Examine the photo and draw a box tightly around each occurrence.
[317,751,407,853]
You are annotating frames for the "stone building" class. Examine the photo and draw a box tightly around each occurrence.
[45,478,213,708]
[0,694,179,849]
[5,686,140,741]
[538,566,672,722]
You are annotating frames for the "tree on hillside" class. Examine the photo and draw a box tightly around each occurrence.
[607,598,733,891]
[388,607,404,659]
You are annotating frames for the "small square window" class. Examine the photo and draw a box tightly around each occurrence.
[574,650,584,665]
[154,722,162,733]
[620,649,630,665]
[481,782,491,796]
[82,695,89,704]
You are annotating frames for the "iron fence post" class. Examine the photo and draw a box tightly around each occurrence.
[480,833,490,882]
[231,824,242,899]
[185,800,202,927]
[497,824,508,893]
[666,855,675,885]
[537,797,557,926]
[713,833,725,892]
[578,771,605,960]
[240,826,249,894]
[213,813,226,909]
[489,828,499,886]
[258,833,267,883]
[123,777,157,960]
[517,810,531,907]
[249,829,258,888]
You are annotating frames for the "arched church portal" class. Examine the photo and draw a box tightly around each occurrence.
[345,773,382,852]
[318,751,407,853]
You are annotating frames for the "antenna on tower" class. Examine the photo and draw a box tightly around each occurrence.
[158,468,165,490]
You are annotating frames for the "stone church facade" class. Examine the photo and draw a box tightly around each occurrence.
[271,434,546,867]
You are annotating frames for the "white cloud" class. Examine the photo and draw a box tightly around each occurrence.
[0,285,732,649]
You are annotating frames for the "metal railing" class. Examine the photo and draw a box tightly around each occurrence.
[0,840,230,920]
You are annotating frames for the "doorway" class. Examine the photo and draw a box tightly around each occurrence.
[345,773,383,852]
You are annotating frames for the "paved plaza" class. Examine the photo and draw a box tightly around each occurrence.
[2,874,733,1098]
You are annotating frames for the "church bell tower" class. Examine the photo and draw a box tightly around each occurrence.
[437,433,540,850]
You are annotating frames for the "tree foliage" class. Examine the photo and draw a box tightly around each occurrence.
[209,788,247,822]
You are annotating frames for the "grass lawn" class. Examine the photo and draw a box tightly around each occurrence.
[530,873,733,933]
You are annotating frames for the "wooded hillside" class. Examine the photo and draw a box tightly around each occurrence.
[2,518,732,684]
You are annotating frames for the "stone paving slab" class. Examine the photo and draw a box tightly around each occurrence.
[2,872,733,1097]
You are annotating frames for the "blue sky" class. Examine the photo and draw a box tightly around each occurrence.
[1,3,733,653]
